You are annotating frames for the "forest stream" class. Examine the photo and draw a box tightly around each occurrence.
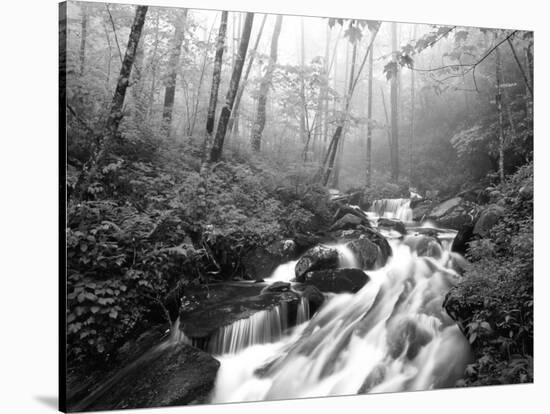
[209,198,471,401]
[71,197,473,410]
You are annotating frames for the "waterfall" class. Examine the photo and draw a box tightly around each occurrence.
[296,297,310,325]
[211,240,471,403]
[173,298,312,355]
[370,198,413,222]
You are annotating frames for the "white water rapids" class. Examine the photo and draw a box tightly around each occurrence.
[210,199,471,403]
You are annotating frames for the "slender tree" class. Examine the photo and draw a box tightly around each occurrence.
[409,25,417,184]
[210,13,255,162]
[496,40,505,182]
[227,14,268,137]
[390,22,400,182]
[251,15,283,152]
[75,5,148,198]
[79,4,88,76]
[366,36,374,187]
[299,18,306,144]
[202,11,228,160]
[322,23,380,186]
[161,9,188,138]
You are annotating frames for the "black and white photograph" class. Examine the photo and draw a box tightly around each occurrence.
[56,0,535,412]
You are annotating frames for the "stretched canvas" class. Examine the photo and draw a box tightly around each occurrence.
[59,0,534,412]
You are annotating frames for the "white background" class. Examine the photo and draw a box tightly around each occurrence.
[0,0,548,413]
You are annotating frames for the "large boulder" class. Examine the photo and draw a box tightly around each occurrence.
[412,200,435,222]
[179,283,301,343]
[329,213,364,231]
[451,223,474,256]
[403,235,443,259]
[426,197,481,230]
[332,203,370,224]
[69,343,220,411]
[297,285,325,314]
[303,268,369,293]
[295,245,340,282]
[473,204,505,237]
[377,217,407,235]
[345,237,381,270]
[361,227,393,265]
[242,239,298,281]
[261,281,291,294]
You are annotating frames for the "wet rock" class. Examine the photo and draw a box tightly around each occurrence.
[179,283,300,341]
[386,316,433,360]
[361,227,392,265]
[403,235,443,259]
[261,281,291,294]
[69,343,220,411]
[426,197,481,230]
[345,237,380,270]
[412,200,434,222]
[377,217,407,235]
[473,204,505,237]
[329,213,364,231]
[358,364,386,393]
[242,239,298,281]
[303,268,369,293]
[297,285,325,314]
[295,245,340,282]
[451,223,474,256]
[332,203,370,225]
[519,184,533,199]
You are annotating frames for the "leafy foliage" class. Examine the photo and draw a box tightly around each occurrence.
[446,163,533,386]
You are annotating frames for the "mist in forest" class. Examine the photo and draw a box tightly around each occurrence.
[61,1,533,411]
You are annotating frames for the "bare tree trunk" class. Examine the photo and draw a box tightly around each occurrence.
[75,6,148,199]
[381,86,392,150]
[210,13,255,162]
[202,11,228,160]
[322,23,380,186]
[409,25,416,184]
[188,23,215,136]
[322,26,331,155]
[299,18,306,144]
[79,4,88,76]
[251,15,283,152]
[324,40,357,186]
[390,22,400,182]
[507,37,533,98]
[161,9,188,138]
[366,39,374,187]
[228,14,267,137]
[147,11,160,121]
[496,41,505,182]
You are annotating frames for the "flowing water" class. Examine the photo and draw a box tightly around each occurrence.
[370,198,413,222]
[210,198,471,403]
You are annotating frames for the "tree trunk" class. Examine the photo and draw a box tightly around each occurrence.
[390,22,400,182]
[75,6,148,199]
[299,18,306,144]
[147,11,160,121]
[202,11,228,160]
[79,4,87,77]
[496,41,505,182]
[227,14,267,137]
[366,38,374,187]
[322,23,380,186]
[210,13,255,162]
[409,25,416,184]
[161,9,188,138]
[250,15,283,152]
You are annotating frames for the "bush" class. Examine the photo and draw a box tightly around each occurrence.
[445,162,533,386]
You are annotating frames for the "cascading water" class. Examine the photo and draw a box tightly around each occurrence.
[370,198,413,222]
[210,201,472,403]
